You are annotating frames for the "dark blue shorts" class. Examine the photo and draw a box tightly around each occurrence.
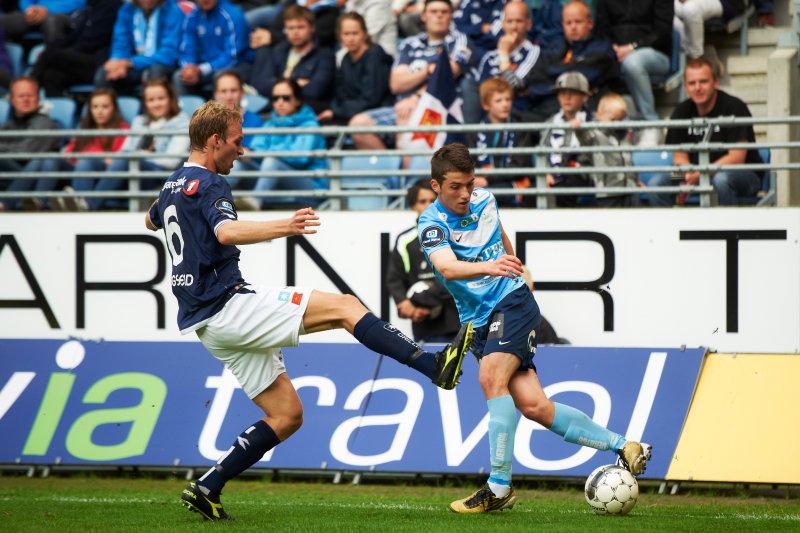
[472,285,541,371]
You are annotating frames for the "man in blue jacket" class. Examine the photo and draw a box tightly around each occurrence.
[96,0,185,96]
[174,0,252,97]
[246,4,335,114]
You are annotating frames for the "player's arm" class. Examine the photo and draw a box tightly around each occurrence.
[145,211,157,231]
[216,207,320,245]
[429,246,523,281]
[500,223,515,256]
[145,200,160,231]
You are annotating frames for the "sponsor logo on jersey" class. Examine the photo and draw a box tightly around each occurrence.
[460,213,479,227]
[291,292,303,305]
[214,197,237,219]
[278,291,290,302]
[171,273,194,287]
[420,226,444,248]
[162,176,186,193]
[183,179,200,196]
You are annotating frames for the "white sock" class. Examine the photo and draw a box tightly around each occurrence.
[487,481,510,498]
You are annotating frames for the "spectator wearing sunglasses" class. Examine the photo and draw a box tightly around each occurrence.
[236,79,328,210]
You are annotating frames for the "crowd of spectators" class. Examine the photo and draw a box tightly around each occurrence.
[0,0,772,211]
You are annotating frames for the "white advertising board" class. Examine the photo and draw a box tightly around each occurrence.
[1,208,798,352]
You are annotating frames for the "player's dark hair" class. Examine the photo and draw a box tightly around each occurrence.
[337,11,373,47]
[430,143,475,184]
[74,88,125,153]
[406,180,434,208]
[283,4,314,25]
[141,77,181,120]
[189,101,243,152]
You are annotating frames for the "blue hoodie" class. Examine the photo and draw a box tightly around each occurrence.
[179,0,252,74]
[249,104,328,187]
[109,0,185,71]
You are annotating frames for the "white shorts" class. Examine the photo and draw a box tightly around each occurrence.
[196,285,312,399]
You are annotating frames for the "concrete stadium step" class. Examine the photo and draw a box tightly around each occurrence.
[726,55,769,76]
[719,84,767,105]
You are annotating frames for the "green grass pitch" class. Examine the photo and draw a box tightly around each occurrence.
[0,477,798,532]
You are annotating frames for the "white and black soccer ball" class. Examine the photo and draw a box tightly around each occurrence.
[584,464,639,515]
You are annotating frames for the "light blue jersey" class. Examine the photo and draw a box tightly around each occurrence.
[418,188,524,327]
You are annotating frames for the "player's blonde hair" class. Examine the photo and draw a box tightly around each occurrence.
[189,101,243,152]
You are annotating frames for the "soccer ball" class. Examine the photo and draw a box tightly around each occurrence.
[584,464,639,515]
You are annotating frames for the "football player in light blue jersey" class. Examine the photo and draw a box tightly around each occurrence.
[145,102,474,521]
[419,143,652,514]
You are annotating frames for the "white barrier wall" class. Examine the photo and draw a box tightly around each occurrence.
[1,208,798,353]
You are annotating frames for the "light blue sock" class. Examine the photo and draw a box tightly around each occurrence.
[487,395,516,489]
[550,402,625,452]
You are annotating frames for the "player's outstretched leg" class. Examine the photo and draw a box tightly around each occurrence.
[549,402,652,476]
[449,484,517,514]
[617,441,653,476]
[430,321,474,389]
[352,312,473,390]
[181,481,231,521]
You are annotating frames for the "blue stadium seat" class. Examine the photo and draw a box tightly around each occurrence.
[26,43,44,74]
[67,84,96,96]
[632,149,672,202]
[405,155,431,187]
[340,155,402,210]
[5,43,24,78]
[179,95,206,117]
[116,96,141,124]
[242,93,268,113]
[45,97,77,129]
[0,99,9,122]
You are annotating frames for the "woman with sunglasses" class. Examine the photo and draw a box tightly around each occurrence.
[241,78,328,209]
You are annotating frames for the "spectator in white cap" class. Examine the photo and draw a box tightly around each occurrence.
[540,71,595,207]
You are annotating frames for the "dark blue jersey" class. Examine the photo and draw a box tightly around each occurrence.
[148,163,246,333]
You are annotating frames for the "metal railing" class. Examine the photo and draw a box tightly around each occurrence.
[0,116,798,211]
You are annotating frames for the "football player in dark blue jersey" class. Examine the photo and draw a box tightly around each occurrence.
[144,101,474,521]
[419,144,651,514]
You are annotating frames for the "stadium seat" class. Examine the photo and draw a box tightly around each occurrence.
[705,3,756,55]
[116,96,141,124]
[632,149,672,202]
[5,43,24,78]
[242,93,268,113]
[179,95,205,117]
[0,99,9,122]
[340,155,402,210]
[404,155,432,188]
[26,43,44,74]
[45,97,77,129]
